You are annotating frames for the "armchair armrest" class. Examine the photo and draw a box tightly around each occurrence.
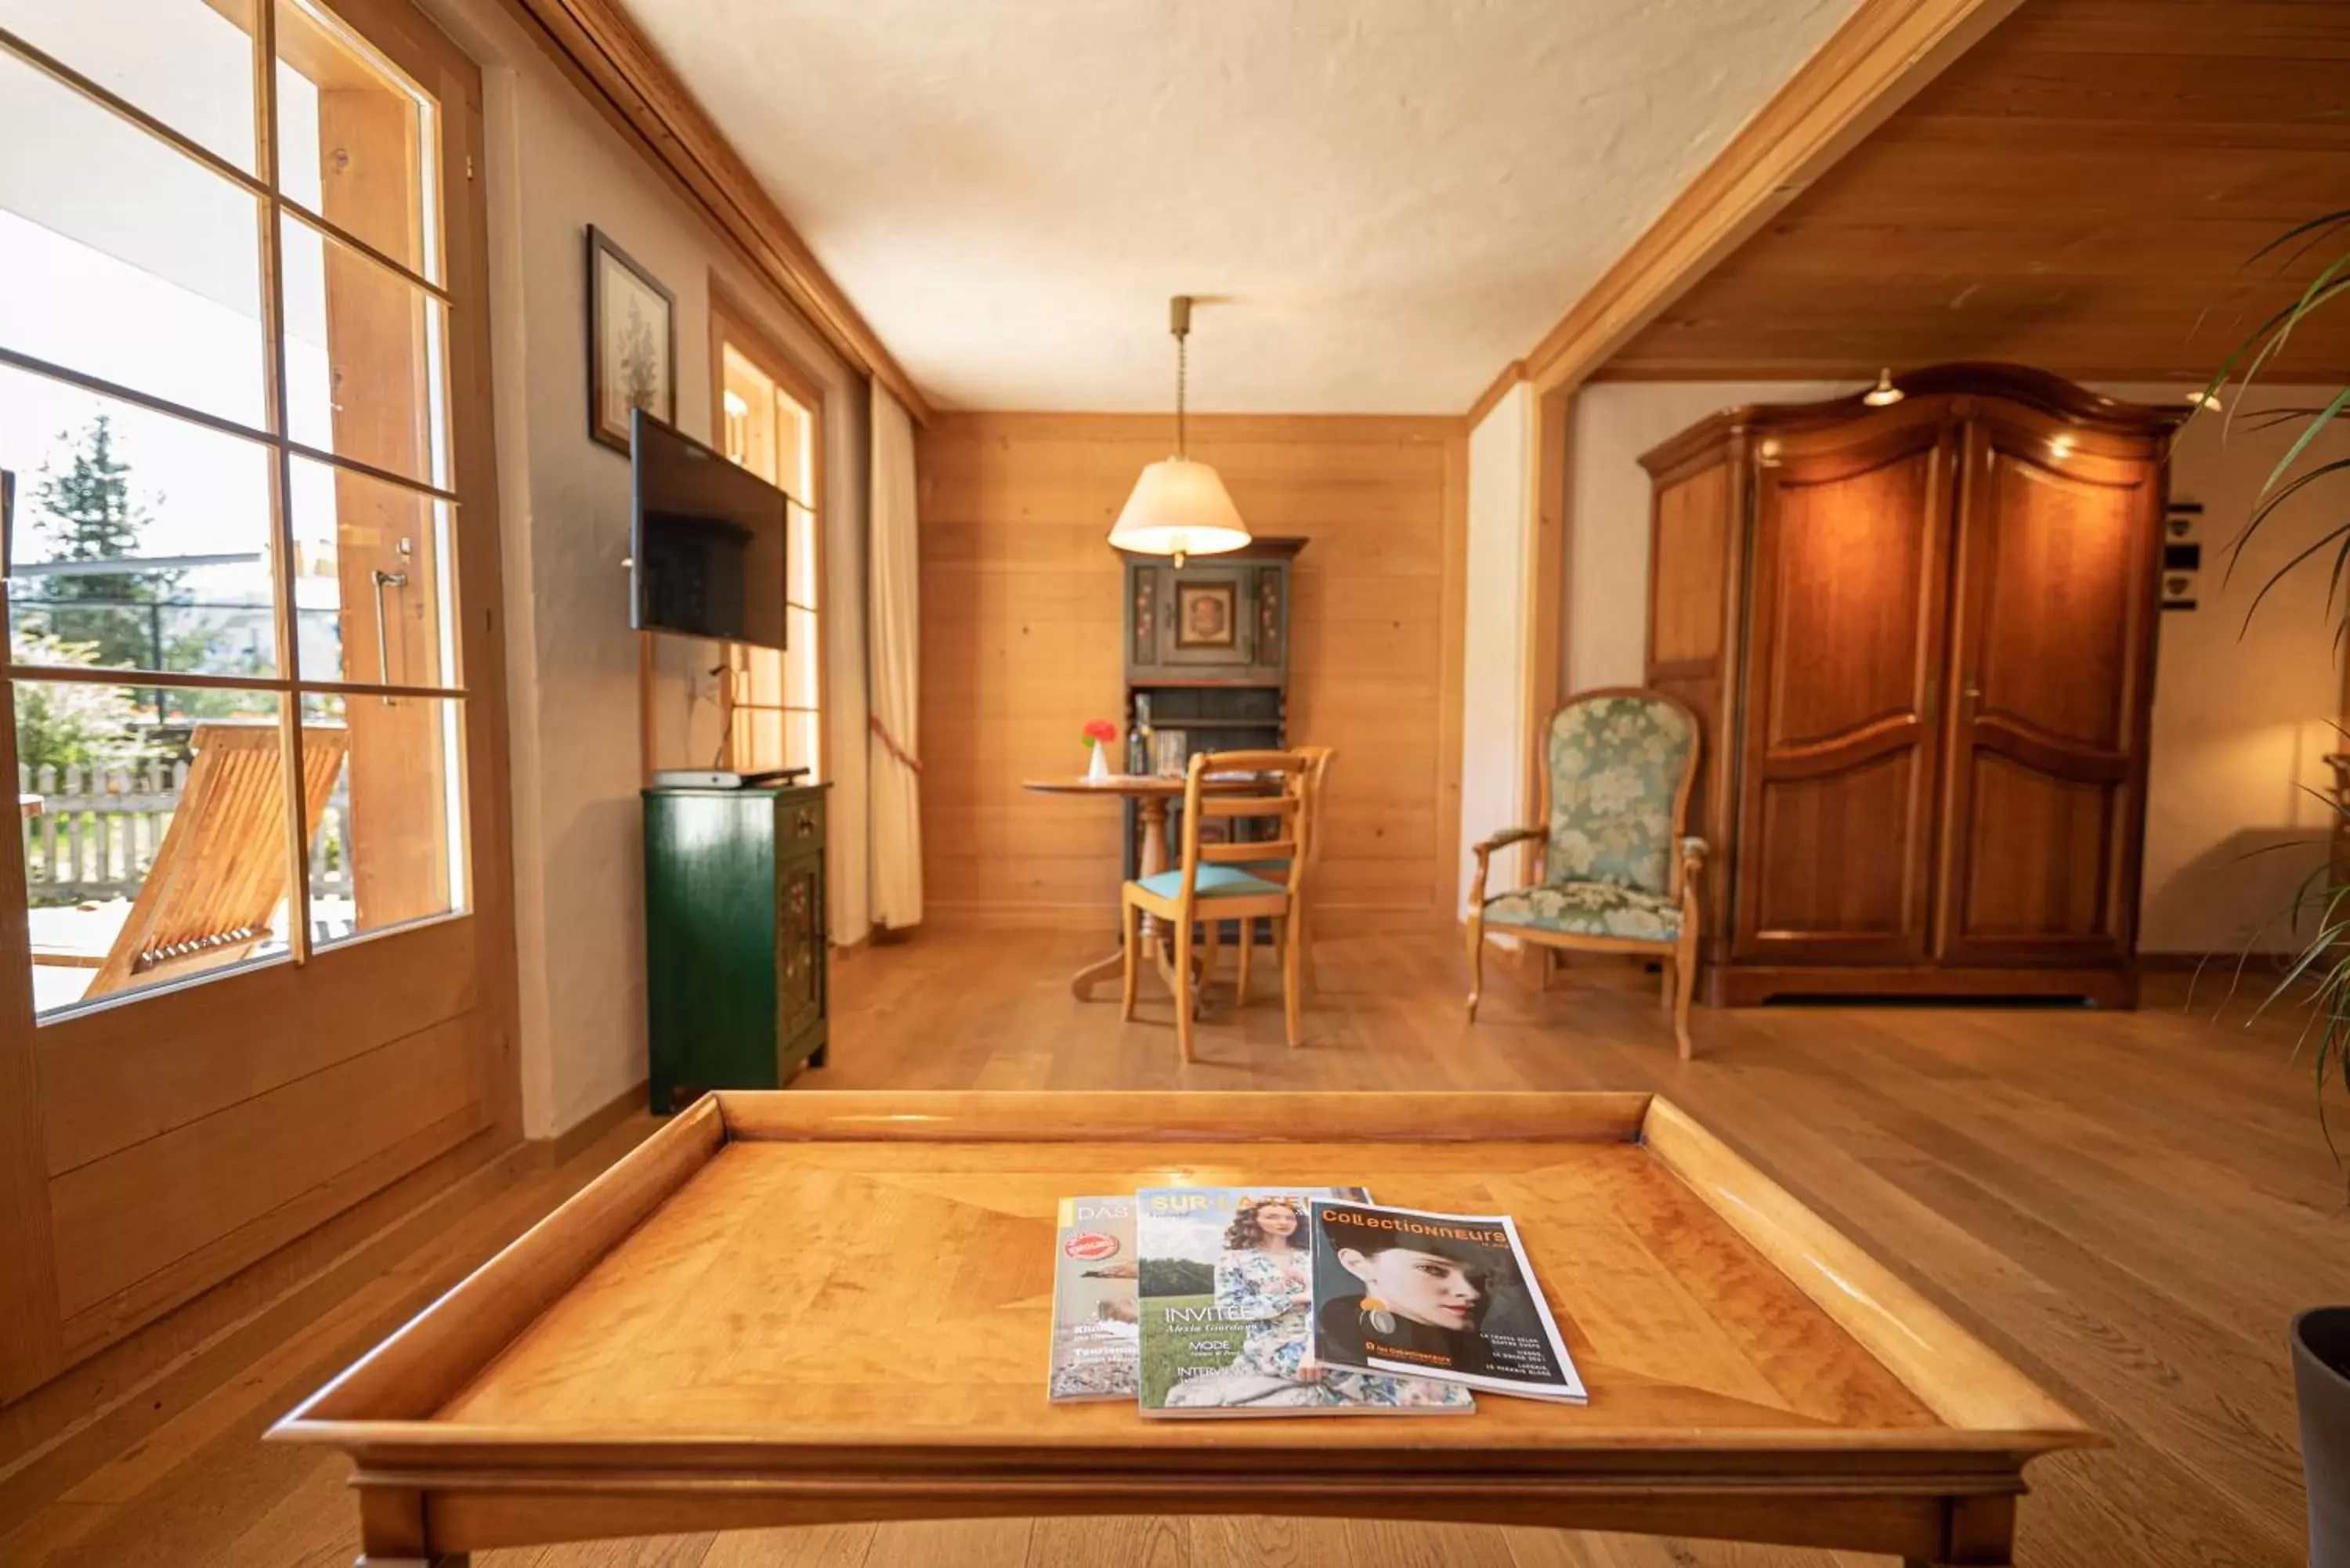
[1474,825,1549,857]
[1468,825,1548,909]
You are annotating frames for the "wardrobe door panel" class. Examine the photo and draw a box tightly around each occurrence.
[1732,413,1958,965]
[1937,411,2160,965]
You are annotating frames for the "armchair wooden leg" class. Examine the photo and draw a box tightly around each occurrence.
[1281,905,1303,1049]
[1202,916,1221,1000]
[1174,916,1197,1064]
[1235,917,1254,1004]
[1119,898,1141,1021]
[1672,931,1699,1061]
[1464,912,1484,1022]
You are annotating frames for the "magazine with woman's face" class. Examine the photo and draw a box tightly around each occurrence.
[1307,1198,1586,1403]
[1133,1187,1472,1417]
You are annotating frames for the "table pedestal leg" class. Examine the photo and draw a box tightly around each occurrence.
[1070,795,1199,1012]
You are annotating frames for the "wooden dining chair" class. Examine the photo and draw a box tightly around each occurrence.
[1120,750,1315,1060]
[1224,745,1333,1003]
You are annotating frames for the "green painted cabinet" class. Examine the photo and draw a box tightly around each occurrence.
[643,783,829,1113]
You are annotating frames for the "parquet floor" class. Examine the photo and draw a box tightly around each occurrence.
[2,927,2337,1566]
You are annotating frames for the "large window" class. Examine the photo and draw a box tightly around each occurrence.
[3,0,470,1018]
[710,290,823,779]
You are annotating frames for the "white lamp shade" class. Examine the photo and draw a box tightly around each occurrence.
[1107,457,1252,558]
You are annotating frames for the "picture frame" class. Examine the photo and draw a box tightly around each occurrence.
[586,227,677,454]
[1173,581,1238,650]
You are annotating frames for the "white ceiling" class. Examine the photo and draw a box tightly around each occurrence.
[624,0,1861,414]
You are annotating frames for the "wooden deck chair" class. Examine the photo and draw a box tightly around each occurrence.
[34,721,349,1001]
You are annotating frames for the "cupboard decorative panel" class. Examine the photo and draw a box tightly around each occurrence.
[1641,366,2175,1006]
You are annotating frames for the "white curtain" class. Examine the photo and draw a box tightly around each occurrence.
[866,381,924,927]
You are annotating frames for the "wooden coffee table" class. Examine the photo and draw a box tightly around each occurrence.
[272,1092,2093,1566]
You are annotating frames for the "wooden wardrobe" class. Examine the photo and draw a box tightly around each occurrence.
[1640,365,2178,1007]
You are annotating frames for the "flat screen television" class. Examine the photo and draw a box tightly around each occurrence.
[629,408,787,649]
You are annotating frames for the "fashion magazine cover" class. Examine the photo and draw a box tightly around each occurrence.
[1307,1198,1585,1402]
[1135,1187,1472,1417]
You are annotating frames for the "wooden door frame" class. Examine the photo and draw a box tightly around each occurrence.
[0,0,517,1399]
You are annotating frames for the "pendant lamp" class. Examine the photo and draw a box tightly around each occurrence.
[1108,295,1251,567]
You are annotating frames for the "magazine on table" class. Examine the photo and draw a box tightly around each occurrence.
[1048,1196,1141,1401]
[1133,1187,1473,1418]
[1306,1198,1585,1404]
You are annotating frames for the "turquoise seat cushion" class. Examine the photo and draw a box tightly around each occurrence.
[1545,695,1695,895]
[1483,880,1679,943]
[1137,865,1286,901]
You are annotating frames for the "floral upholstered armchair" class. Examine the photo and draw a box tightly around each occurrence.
[1465,688,1706,1058]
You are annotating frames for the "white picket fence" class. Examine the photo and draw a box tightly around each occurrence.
[17,761,352,905]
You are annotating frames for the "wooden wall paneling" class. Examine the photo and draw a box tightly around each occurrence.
[1520,0,2023,394]
[488,0,931,419]
[917,414,1464,930]
[1603,0,2350,381]
[1435,430,1469,924]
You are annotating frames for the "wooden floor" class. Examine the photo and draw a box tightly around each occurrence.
[1,927,2336,1566]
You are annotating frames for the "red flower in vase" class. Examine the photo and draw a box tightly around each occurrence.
[1081,719,1118,747]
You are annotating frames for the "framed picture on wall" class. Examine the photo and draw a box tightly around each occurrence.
[1174,581,1238,649]
[586,227,676,453]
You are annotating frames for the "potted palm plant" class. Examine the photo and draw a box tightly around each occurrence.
[2202,206,2350,1566]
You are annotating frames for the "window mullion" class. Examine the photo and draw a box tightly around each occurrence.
[255,0,313,970]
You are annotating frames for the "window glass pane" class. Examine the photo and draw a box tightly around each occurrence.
[273,0,440,281]
[721,347,776,484]
[15,680,287,1017]
[733,705,783,775]
[0,0,261,175]
[2,366,280,679]
[774,393,812,503]
[786,499,818,609]
[0,49,268,428]
[786,710,820,781]
[301,691,463,947]
[280,211,450,490]
[285,454,453,688]
[785,605,819,709]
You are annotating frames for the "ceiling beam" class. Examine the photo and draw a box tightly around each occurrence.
[494,0,934,423]
[1517,0,2022,399]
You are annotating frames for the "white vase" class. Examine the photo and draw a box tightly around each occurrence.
[1086,740,1112,781]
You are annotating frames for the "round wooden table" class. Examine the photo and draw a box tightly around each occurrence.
[1021,773,1258,1003]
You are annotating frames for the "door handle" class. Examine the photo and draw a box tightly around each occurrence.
[372,567,409,702]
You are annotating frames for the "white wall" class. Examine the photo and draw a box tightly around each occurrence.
[1457,382,1534,915]
[423,0,873,1136]
[2118,383,2348,955]
[1564,378,2348,956]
